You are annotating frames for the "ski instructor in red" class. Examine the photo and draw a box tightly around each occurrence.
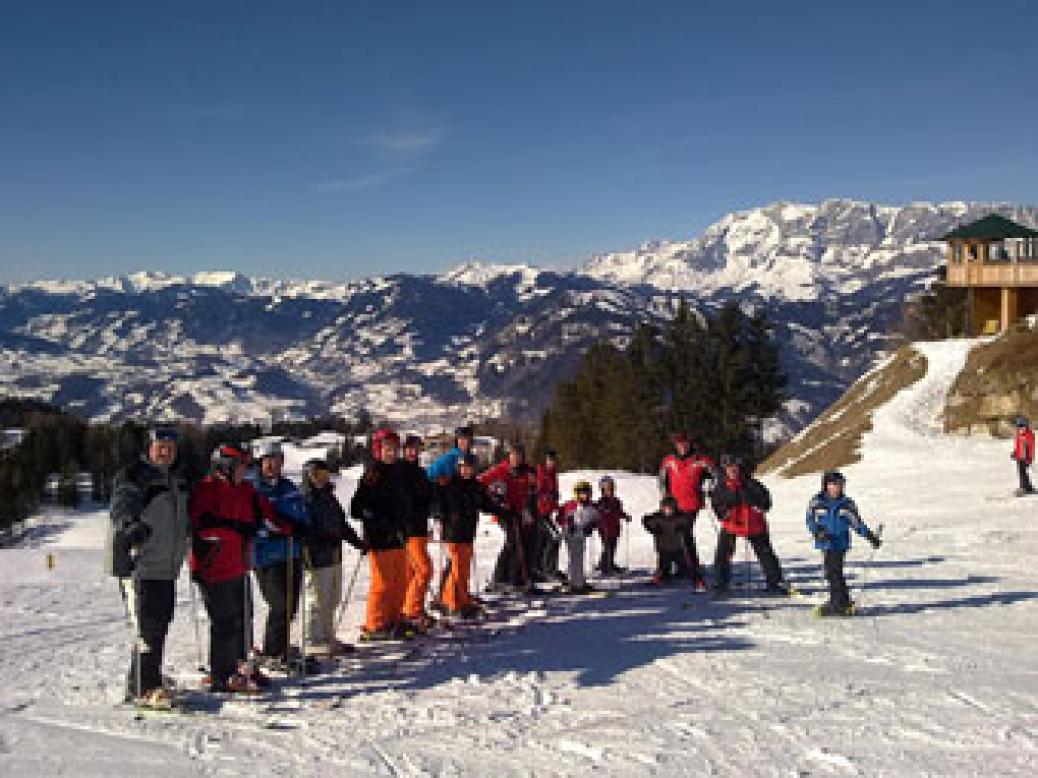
[658,431,715,589]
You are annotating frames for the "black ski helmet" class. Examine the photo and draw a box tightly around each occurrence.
[821,470,846,490]
[661,496,679,512]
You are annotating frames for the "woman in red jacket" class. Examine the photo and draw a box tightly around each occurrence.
[189,444,289,693]
[708,455,787,595]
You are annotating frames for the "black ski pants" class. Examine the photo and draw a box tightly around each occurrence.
[492,519,536,587]
[680,510,702,580]
[199,576,247,684]
[254,560,302,657]
[656,549,689,580]
[713,530,784,589]
[597,536,620,573]
[538,516,562,578]
[824,549,850,609]
[123,578,174,697]
[1018,460,1034,493]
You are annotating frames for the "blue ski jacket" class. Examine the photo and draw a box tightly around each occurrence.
[248,473,310,568]
[805,492,872,552]
[426,447,464,482]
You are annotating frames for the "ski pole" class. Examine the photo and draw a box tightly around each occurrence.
[333,551,364,637]
[300,546,309,683]
[131,565,142,703]
[188,572,204,671]
[285,536,295,676]
[856,523,884,611]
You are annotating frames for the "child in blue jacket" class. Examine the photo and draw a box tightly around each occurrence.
[806,471,881,617]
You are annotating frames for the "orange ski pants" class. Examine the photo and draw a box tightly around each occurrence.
[441,542,474,613]
[403,536,433,619]
[365,548,407,632]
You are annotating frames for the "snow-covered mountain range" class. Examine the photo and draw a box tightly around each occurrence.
[2,199,1036,433]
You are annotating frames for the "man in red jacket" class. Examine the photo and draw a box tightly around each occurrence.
[658,432,715,588]
[1012,416,1035,496]
[708,455,786,595]
[189,444,290,693]
[480,443,536,591]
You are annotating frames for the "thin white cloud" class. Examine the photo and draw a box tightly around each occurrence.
[312,165,417,193]
[368,127,444,154]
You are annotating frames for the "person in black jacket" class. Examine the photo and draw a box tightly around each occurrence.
[642,497,692,585]
[349,429,414,641]
[432,453,508,618]
[301,458,366,655]
[400,435,435,630]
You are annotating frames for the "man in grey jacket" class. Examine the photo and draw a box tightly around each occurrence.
[106,427,190,708]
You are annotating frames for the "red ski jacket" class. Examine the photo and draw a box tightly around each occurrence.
[1014,428,1035,465]
[479,461,536,522]
[659,453,716,513]
[535,464,560,518]
[711,475,771,538]
[595,495,629,540]
[188,476,286,584]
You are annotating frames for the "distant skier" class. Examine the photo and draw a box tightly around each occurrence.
[658,431,715,589]
[401,435,435,631]
[535,448,564,582]
[642,497,692,585]
[350,428,414,641]
[106,427,190,709]
[805,471,882,617]
[594,475,631,575]
[300,458,366,656]
[249,441,311,665]
[1011,416,1035,496]
[431,453,509,618]
[556,481,600,593]
[480,443,538,592]
[190,444,290,692]
[709,455,787,595]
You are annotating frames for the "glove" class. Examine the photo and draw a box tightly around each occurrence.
[865,531,882,549]
[813,528,830,542]
[125,521,152,548]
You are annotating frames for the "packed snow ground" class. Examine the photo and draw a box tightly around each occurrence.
[2,339,1037,776]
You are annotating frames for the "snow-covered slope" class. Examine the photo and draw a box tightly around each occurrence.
[2,343,1037,775]
[2,200,1036,433]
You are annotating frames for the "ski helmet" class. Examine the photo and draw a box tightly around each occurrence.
[661,496,679,512]
[1016,416,1030,428]
[544,448,558,460]
[599,475,615,490]
[211,444,250,478]
[573,480,593,497]
[821,470,846,490]
[303,457,329,475]
[721,454,744,470]
[455,424,475,439]
[148,426,179,443]
[371,428,400,459]
[670,431,691,445]
[255,439,283,460]
[404,434,423,449]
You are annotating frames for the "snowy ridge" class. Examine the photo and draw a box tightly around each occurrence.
[3,358,1038,774]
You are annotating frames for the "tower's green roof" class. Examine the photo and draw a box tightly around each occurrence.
[942,214,1038,241]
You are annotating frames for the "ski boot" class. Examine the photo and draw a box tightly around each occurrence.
[134,686,175,711]
[812,602,855,618]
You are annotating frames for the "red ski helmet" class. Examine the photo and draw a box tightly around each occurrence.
[371,428,400,459]
[670,431,691,446]
[211,443,250,478]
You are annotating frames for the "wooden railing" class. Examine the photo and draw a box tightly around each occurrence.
[946,261,1038,287]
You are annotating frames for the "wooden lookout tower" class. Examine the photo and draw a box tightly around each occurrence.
[943,214,1038,335]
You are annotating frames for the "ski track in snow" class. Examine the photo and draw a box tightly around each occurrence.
[3,339,1038,775]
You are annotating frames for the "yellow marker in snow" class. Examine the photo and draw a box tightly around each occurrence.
[46,553,55,571]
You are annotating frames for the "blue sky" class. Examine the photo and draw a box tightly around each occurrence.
[1,0,1036,284]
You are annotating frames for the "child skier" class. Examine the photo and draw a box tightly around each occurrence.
[805,470,882,617]
[709,455,787,595]
[1011,416,1035,496]
[556,481,600,593]
[594,475,631,575]
[432,453,509,618]
[642,497,692,585]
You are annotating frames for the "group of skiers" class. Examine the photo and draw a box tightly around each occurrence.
[107,423,897,711]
